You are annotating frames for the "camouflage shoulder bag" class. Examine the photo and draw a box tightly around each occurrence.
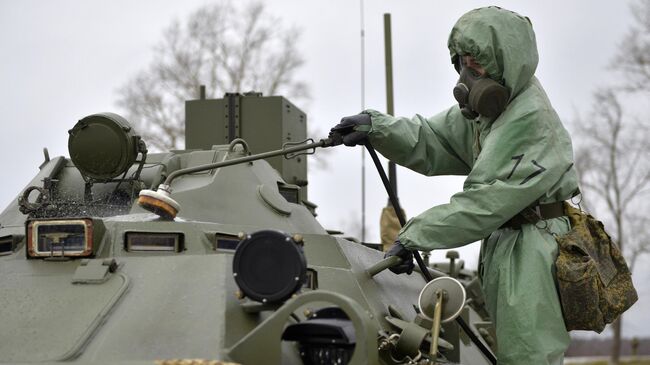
[555,202,638,333]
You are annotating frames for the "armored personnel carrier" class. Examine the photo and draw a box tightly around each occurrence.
[0,91,497,364]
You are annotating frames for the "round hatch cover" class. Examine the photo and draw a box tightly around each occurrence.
[68,113,138,180]
[233,230,307,304]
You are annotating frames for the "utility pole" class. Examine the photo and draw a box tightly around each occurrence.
[378,13,404,252]
[384,13,397,194]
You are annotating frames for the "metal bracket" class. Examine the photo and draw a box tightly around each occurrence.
[72,258,118,284]
[283,138,316,159]
[39,147,51,170]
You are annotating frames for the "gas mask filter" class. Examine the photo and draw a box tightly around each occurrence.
[452,58,510,120]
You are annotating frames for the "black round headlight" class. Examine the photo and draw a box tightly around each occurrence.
[68,113,139,181]
[232,230,307,304]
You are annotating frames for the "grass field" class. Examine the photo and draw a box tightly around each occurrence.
[565,360,650,365]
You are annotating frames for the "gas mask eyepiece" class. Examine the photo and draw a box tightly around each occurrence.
[453,58,510,119]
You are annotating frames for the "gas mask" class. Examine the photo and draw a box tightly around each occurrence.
[452,59,510,120]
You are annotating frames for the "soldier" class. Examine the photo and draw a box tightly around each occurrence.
[330,7,578,365]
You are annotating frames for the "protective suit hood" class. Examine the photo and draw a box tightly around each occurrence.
[448,6,539,100]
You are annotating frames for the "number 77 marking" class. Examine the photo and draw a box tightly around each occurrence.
[506,154,546,185]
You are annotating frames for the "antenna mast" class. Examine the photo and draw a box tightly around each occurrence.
[360,0,366,242]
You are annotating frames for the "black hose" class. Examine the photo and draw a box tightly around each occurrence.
[363,143,431,281]
[363,142,497,365]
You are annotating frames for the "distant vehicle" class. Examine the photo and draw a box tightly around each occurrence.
[0,91,496,364]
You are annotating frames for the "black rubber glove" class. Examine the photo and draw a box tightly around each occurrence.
[329,113,372,146]
[384,240,414,275]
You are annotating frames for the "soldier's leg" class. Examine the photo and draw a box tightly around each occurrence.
[482,219,571,365]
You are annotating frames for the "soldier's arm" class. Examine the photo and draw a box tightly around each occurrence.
[365,106,474,176]
[398,108,577,250]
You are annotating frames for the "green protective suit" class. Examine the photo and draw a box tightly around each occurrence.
[364,7,579,365]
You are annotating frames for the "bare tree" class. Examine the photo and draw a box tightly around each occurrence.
[605,2,650,362]
[573,2,650,363]
[611,0,650,93]
[573,89,650,365]
[116,1,308,150]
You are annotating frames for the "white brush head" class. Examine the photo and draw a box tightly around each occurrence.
[137,187,180,220]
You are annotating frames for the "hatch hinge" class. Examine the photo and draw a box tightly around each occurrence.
[224,93,241,143]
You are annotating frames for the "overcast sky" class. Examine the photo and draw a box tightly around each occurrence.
[1,0,645,337]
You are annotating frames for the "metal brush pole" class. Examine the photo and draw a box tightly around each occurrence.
[364,142,497,365]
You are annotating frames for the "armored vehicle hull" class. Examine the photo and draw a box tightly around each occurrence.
[0,94,496,364]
